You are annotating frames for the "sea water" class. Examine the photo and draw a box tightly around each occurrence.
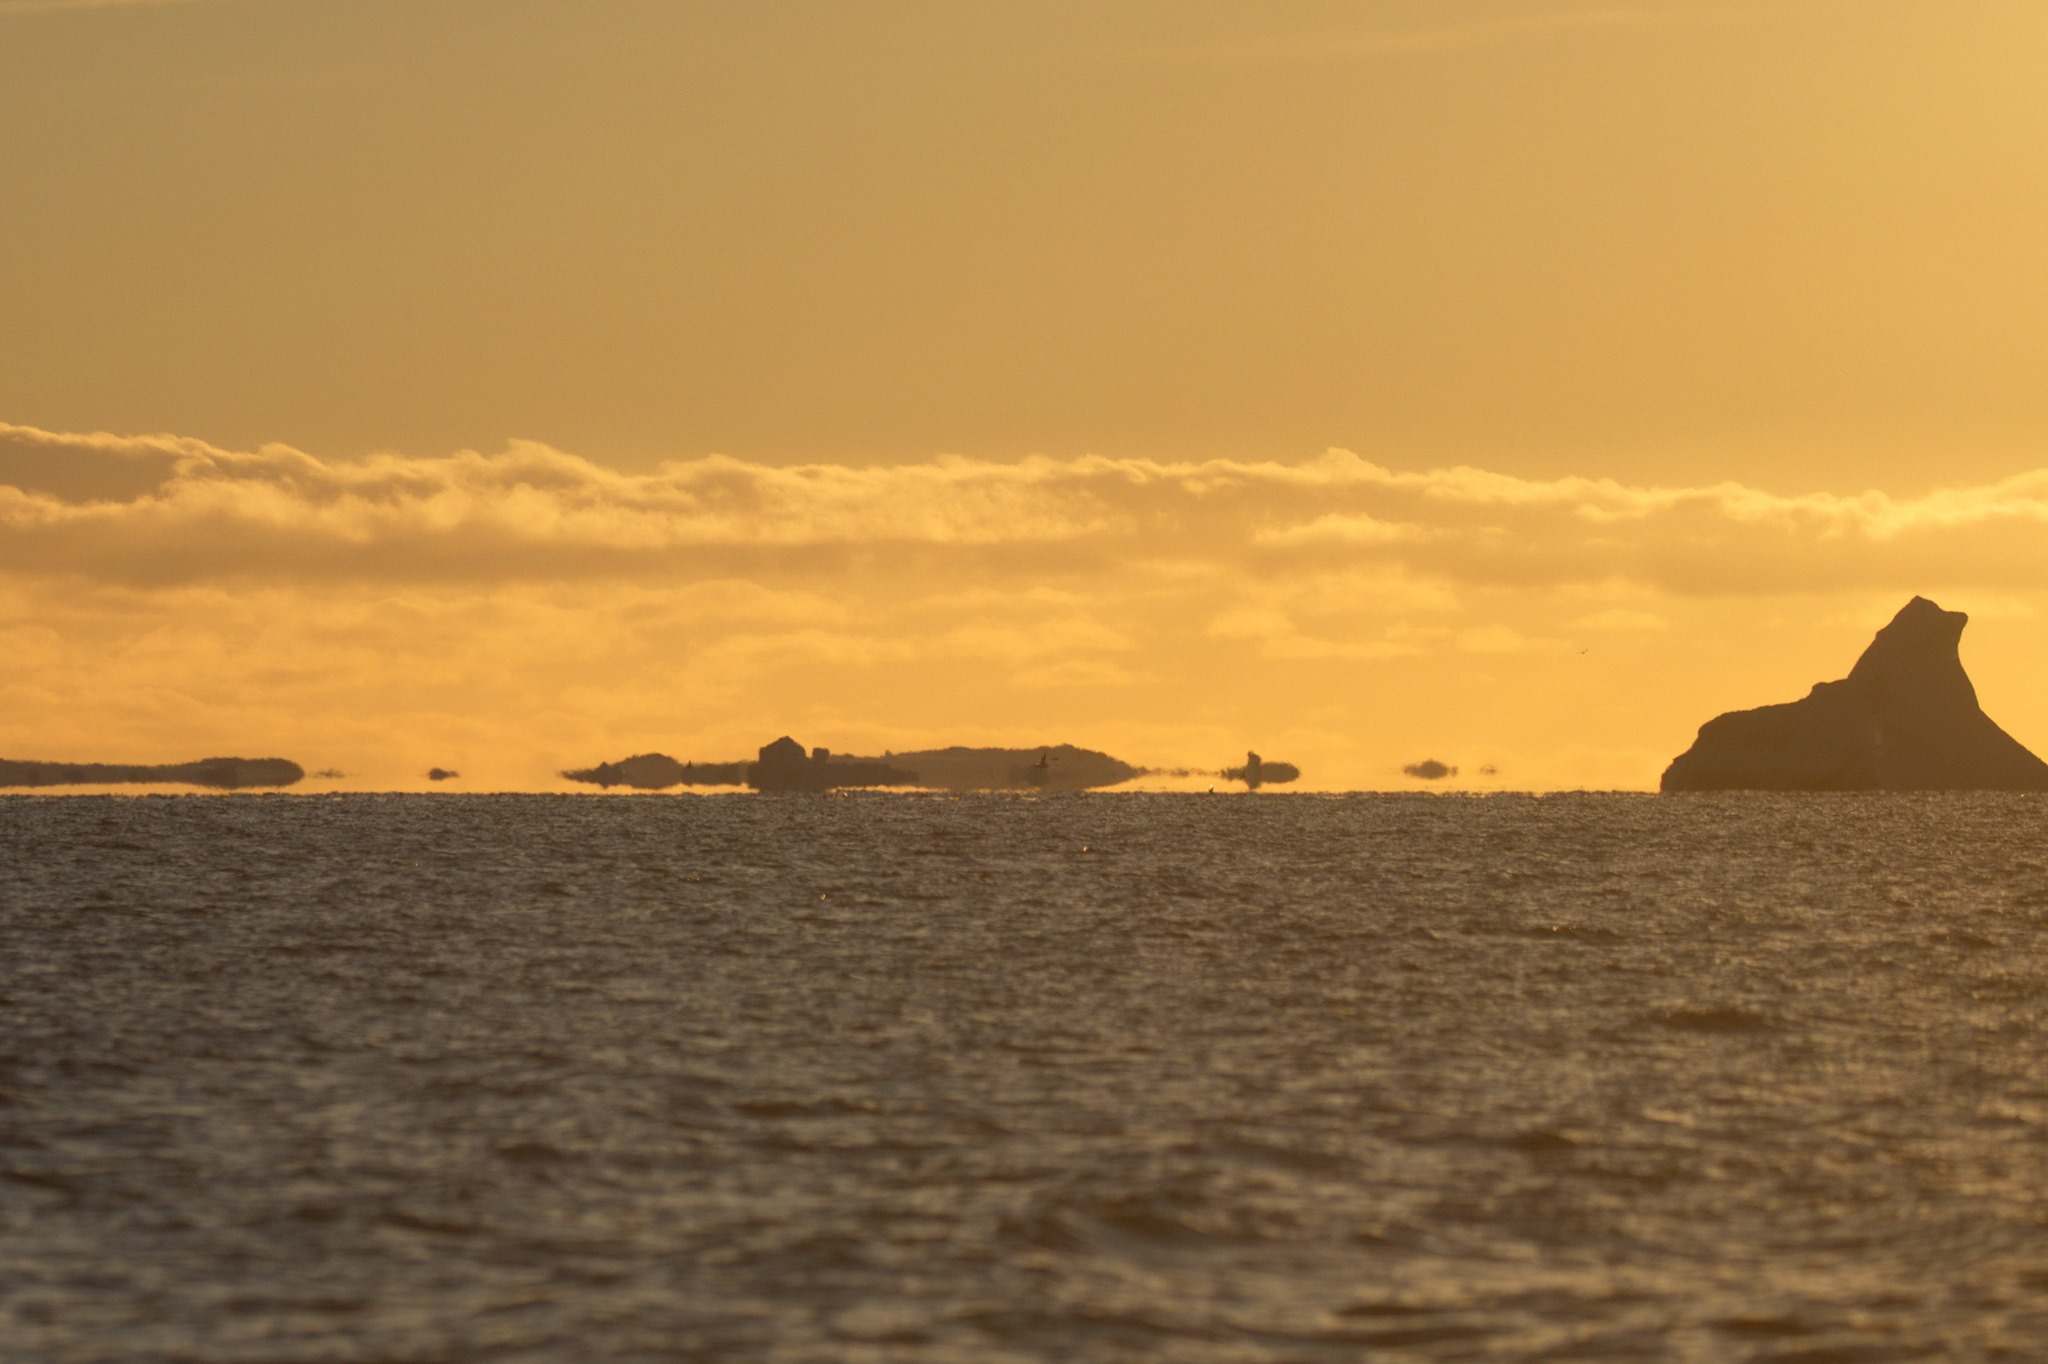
[4,792,2048,1361]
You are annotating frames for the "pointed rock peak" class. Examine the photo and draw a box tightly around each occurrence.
[1896,594,1957,622]
[1849,596,1969,686]
[1662,596,2048,791]
[1865,595,1965,649]
[1880,595,1966,644]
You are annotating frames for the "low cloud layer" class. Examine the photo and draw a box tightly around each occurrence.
[9,422,2048,596]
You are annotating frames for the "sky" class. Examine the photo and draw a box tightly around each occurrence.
[5,0,2048,790]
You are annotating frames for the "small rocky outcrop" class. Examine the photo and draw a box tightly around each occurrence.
[890,745,1140,791]
[748,738,917,792]
[1662,596,2048,791]
[562,754,751,788]
[1223,751,1300,789]
[564,753,688,789]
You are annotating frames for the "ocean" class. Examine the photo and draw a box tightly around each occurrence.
[4,792,2047,1361]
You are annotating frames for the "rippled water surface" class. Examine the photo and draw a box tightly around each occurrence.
[6,792,2048,1361]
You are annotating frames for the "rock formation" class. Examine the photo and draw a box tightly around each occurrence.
[1661,596,2048,791]
[1223,751,1301,789]
[0,758,304,789]
[888,745,1140,791]
[748,737,916,792]
[563,741,1141,792]
[564,753,686,789]
[562,754,751,788]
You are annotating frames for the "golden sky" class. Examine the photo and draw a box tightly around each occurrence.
[6,0,2048,789]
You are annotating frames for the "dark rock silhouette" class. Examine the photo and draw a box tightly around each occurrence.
[0,757,303,789]
[1662,596,2048,791]
[562,753,750,789]
[1403,759,1457,780]
[891,745,1140,791]
[563,741,1139,792]
[565,753,686,789]
[1222,751,1301,790]
[748,737,916,792]
[427,768,459,782]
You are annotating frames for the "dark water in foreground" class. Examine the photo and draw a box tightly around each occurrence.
[5,793,2048,1362]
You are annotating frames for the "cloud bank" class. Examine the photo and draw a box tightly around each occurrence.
[7,421,2048,596]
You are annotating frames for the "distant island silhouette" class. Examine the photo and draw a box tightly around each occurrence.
[1222,751,1300,790]
[1663,596,2048,791]
[751,738,917,792]
[0,758,304,790]
[890,745,1140,791]
[565,739,1140,792]
[564,754,727,789]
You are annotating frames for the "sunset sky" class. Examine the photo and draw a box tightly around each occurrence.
[6,0,2048,790]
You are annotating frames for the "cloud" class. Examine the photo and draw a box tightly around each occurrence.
[1573,608,1669,632]
[1457,625,1533,654]
[10,421,2048,598]
[1256,513,1430,547]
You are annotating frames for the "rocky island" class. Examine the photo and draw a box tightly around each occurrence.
[564,739,1140,792]
[1222,752,1300,790]
[564,738,914,792]
[561,753,742,789]
[749,738,917,792]
[886,745,1139,792]
[1662,596,2048,791]
[0,757,305,790]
